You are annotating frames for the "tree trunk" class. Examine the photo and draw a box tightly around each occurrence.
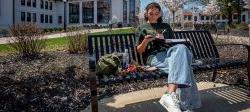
[228,6,232,25]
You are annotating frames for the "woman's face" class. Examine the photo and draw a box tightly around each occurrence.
[147,7,161,23]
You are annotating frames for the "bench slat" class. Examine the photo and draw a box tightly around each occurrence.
[104,36,110,54]
[110,35,115,53]
[99,36,105,56]
[94,37,100,60]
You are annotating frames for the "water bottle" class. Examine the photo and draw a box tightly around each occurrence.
[122,49,129,69]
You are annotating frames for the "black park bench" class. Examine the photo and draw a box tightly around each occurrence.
[87,30,250,112]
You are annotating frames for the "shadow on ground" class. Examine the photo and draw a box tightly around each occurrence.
[86,86,250,112]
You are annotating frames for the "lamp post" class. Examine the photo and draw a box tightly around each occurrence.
[227,2,232,25]
[63,0,67,32]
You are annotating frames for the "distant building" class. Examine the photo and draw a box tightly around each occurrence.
[175,9,250,25]
[0,0,140,30]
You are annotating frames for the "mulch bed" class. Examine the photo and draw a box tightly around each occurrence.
[0,49,248,111]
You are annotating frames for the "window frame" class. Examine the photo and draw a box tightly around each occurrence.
[40,0,44,9]
[40,14,44,23]
[27,12,31,22]
[33,0,36,7]
[21,0,26,6]
[58,16,62,24]
[49,15,53,23]
[27,0,31,6]
[21,12,26,21]
[49,2,52,10]
[33,13,37,22]
[45,1,48,9]
[45,15,48,23]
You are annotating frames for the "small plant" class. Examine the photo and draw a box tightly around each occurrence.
[67,27,88,54]
[0,29,10,37]
[9,22,46,58]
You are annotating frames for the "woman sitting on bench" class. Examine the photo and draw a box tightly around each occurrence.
[136,2,201,112]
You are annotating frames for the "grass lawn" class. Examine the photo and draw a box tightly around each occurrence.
[0,28,135,56]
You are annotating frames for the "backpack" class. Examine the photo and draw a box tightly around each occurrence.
[96,53,121,76]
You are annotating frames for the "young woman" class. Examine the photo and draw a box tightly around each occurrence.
[136,2,201,112]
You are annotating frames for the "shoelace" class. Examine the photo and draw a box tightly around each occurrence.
[171,93,181,107]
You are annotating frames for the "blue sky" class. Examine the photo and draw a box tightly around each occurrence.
[141,0,155,10]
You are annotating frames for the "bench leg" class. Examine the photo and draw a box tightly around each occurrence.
[89,70,98,112]
[212,69,217,82]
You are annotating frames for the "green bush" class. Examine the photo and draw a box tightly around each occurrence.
[9,22,46,58]
[234,23,249,30]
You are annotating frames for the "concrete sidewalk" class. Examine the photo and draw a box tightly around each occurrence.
[83,82,250,112]
[0,27,131,44]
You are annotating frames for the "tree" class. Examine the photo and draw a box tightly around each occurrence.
[158,0,187,29]
[217,0,246,25]
[216,0,234,25]
[137,10,146,24]
[204,0,220,24]
[201,0,210,5]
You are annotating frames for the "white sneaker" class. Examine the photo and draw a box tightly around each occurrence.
[159,92,182,112]
[182,109,194,112]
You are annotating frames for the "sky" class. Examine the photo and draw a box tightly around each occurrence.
[140,0,205,21]
[140,0,206,14]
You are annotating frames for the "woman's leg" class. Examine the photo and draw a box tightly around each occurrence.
[167,44,201,110]
[150,44,201,110]
[168,84,178,93]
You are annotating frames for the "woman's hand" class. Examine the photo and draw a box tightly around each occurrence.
[137,35,155,54]
[143,35,155,43]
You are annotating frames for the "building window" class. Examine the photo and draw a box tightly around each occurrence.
[40,14,44,23]
[58,16,62,24]
[184,15,187,20]
[97,0,111,23]
[188,16,192,21]
[27,12,31,22]
[33,13,36,22]
[206,16,209,20]
[45,1,48,9]
[69,3,79,23]
[216,15,220,20]
[33,0,36,7]
[242,15,246,22]
[27,0,31,6]
[21,0,25,6]
[49,15,52,23]
[83,1,94,23]
[233,14,237,20]
[45,15,48,23]
[49,2,52,10]
[129,0,135,25]
[248,12,250,20]
[40,0,44,9]
[21,12,25,21]
[201,16,204,20]
[123,0,127,24]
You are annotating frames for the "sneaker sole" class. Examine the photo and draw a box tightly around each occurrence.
[159,98,170,111]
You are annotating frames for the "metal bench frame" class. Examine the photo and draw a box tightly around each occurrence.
[88,30,250,112]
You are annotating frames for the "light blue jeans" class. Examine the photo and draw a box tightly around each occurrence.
[149,44,202,110]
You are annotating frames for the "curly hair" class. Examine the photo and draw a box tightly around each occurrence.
[144,2,163,23]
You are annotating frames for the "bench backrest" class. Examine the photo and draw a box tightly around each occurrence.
[88,33,142,66]
[173,30,219,60]
[88,30,219,68]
